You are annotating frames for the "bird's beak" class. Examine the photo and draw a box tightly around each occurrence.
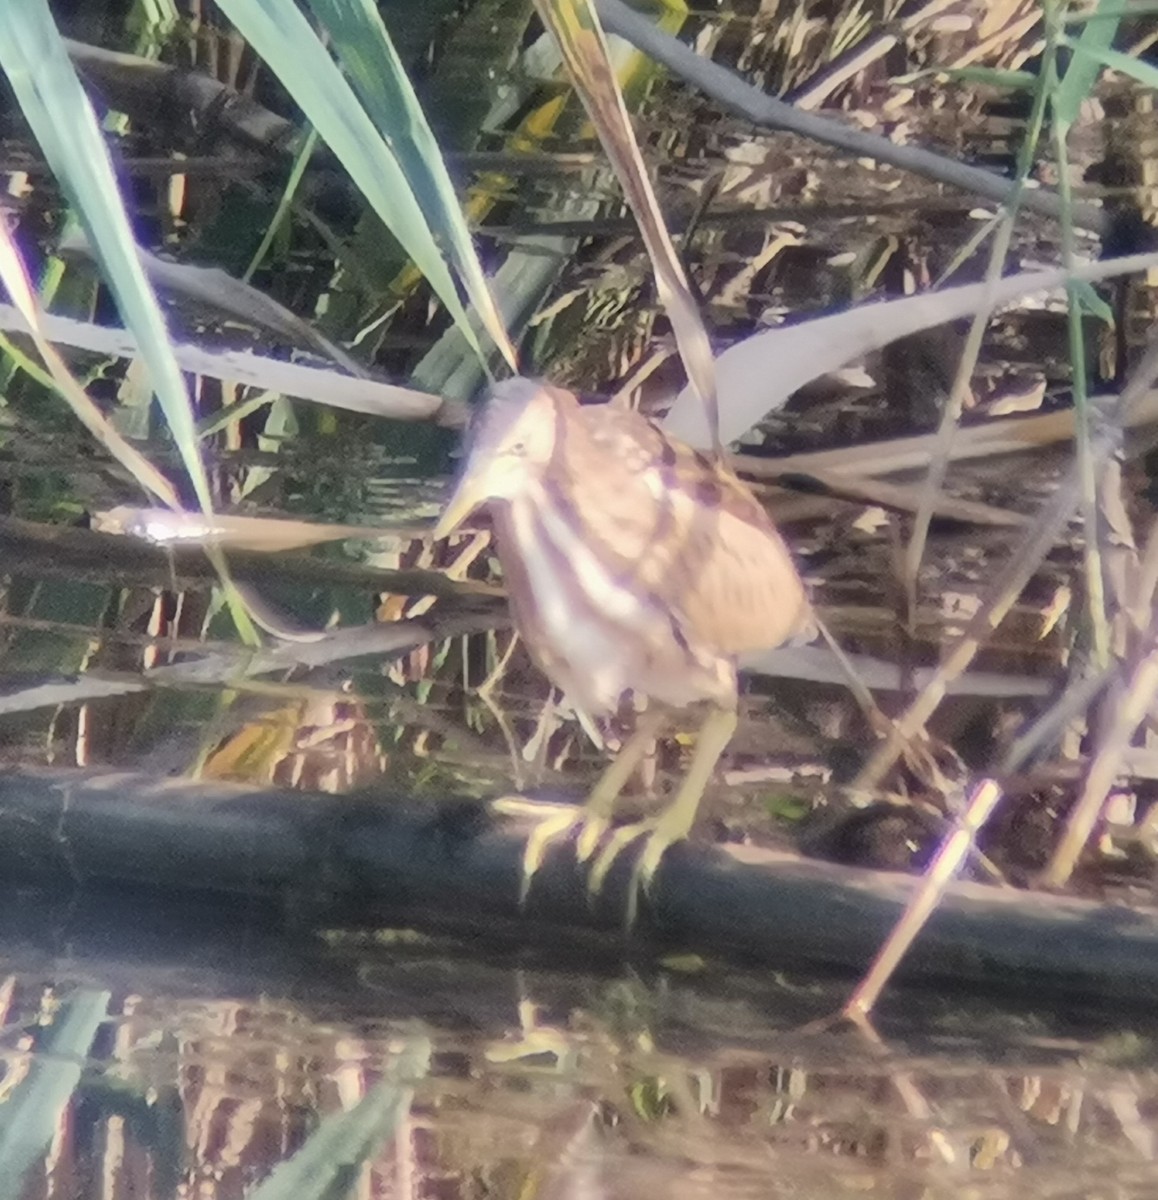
[433,469,487,540]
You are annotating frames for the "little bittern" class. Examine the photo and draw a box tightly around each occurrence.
[435,378,814,916]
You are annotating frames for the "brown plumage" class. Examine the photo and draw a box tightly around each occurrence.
[436,377,814,913]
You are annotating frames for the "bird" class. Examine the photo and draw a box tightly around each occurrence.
[434,377,815,920]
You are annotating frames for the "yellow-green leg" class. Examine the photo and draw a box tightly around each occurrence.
[590,704,738,926]
[575,706,668,859]
[496,706,668,905]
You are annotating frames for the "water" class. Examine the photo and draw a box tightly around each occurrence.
[2,885,1156,1200]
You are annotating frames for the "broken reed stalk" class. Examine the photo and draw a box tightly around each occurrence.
[1040,617,1158,887]
[842,779,1006,1018]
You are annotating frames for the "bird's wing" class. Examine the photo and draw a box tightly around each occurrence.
[565,404,813,655]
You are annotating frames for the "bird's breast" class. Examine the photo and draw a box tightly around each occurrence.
[497,492,637,715]
[493,487,735,714]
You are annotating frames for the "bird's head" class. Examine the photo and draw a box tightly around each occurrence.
[434,378,563,538]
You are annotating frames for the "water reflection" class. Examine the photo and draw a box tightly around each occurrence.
[0,889,1155,1200]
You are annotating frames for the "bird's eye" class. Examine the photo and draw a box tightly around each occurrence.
[509,441,527,456]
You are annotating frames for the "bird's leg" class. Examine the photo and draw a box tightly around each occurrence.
[589,704,738,926]
[574,705,668,859]
[498,705,667,906]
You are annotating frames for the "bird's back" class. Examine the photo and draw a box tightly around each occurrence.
[552,399,813,656]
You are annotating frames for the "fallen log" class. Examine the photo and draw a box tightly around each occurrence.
[0,765,1152,1001]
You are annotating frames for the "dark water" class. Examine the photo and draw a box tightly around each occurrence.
[2,884,1158,1200]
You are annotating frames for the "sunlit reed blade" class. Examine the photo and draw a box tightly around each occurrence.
[0,4,268,644]
[664,250,1158,448]
[304,0,519,373]
[0,220,180,508]
[0,300,459,426]
[534,0,721,452]
[1052,0,1122,129]
[0,3,213,513]
[213,0,512,374]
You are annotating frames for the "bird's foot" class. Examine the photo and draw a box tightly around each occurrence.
[492,794,689,924]
[587,807,690,928]
[491,796,611,906]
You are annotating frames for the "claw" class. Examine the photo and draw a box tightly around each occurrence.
[587,819,652,899]
[575,814,611,862]
[588,817,684,927]
[492,796,611,905]
[519,810,581,904]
